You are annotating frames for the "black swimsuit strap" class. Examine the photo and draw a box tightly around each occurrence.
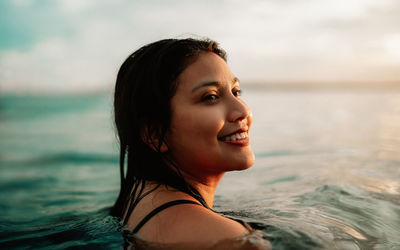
[130,199,201,235]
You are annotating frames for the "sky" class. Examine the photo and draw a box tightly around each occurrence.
[0,0,399,93]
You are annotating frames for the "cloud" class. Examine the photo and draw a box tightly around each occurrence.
[0,0,399,93]
[226,0,400,83]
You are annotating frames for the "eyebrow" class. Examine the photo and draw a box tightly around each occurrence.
[191,77,240,93]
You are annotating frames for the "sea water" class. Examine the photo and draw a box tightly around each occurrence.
[0,89,399,249]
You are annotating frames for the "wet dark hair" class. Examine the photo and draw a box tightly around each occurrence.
[111,38,227,223]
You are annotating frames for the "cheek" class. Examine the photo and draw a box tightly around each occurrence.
[169,108,224,147]
[185,109,223,140]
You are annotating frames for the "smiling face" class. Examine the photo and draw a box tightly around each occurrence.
[166,52,255,181]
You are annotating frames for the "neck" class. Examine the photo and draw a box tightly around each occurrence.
[180,171,225,208]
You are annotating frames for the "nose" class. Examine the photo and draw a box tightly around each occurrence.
[228,97,252,123]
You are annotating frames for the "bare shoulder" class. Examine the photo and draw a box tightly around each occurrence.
[137,202,249,244]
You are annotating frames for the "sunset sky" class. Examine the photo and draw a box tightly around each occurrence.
[0,0,399,93]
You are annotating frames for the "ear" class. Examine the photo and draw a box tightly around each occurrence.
[141,127,168,153]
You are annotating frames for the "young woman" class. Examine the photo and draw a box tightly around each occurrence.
[111,38,264,247]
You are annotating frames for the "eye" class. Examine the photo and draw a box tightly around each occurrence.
[201,93,219,103]
[232,88,241,97]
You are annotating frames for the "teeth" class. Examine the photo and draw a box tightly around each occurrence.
[221,131,248,141]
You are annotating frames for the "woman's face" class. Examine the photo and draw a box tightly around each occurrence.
[166,52,254,180]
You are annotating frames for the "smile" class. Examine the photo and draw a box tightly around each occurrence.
[219,131,249,142]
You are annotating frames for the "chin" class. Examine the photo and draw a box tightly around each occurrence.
[230,151,255,171]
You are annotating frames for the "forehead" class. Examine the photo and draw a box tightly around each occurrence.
[176,52,235,92]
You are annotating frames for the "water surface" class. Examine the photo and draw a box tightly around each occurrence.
[0,89,399,249]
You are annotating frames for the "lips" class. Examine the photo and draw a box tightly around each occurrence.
[218,125,249,143]
[219,131,249,141]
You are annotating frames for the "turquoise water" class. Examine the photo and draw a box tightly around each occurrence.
[0,90,399,249]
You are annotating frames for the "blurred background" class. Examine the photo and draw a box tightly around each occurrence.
[1,0,400,92]
[1,0,400,249]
